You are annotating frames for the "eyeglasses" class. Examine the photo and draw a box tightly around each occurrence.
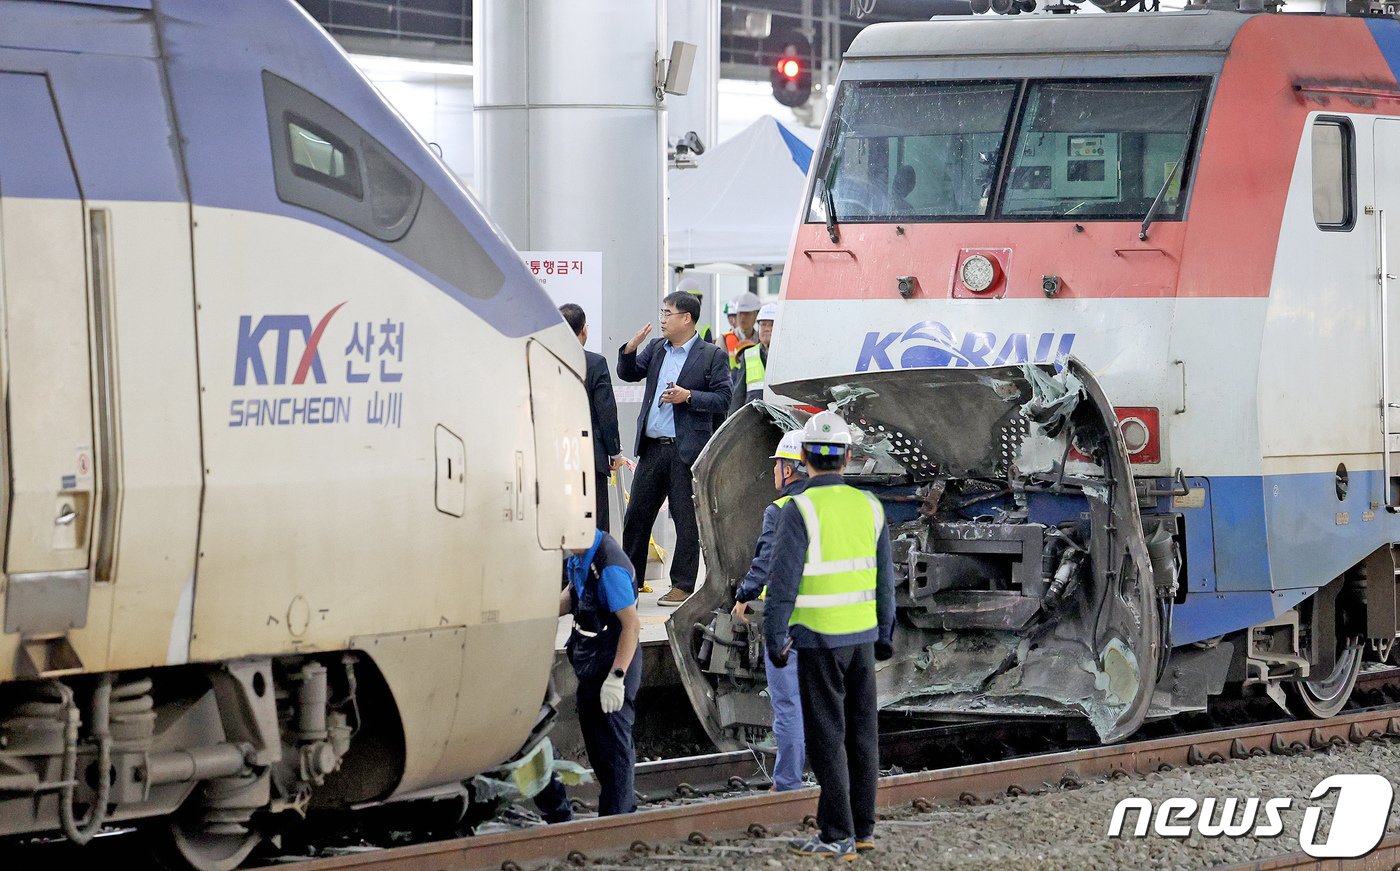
[659,310,679,320]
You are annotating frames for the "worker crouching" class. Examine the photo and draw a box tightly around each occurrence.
[762,411,895,860]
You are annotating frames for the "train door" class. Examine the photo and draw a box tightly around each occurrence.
[526,341,595,550]
[0,73,100,672]
[1375,122,1400,504]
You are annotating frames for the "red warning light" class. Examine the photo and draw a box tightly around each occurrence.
[777,58,801,80]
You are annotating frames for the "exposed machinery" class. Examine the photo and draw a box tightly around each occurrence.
[0,1,593,867]
[674,6,1400,749]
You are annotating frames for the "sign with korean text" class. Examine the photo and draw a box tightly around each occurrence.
[521,251,603,353]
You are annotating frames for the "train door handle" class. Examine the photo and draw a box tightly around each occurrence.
[55,504,77,526]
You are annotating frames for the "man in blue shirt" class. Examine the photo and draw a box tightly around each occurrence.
[617,292,732,605]
[731,430,808,791]
[547,529,642,817]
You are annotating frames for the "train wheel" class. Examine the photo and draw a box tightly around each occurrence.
[1285,637,1362,720]
[150,817,263,871]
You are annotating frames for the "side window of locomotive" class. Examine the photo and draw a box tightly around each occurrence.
[1312,119,1353,231]
[808,80,1018,222]
[263,71,424,242]
[999,78,1207,220]
[287,117,362,198]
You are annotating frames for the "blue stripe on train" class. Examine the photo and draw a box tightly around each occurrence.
[1169,469,1395,645]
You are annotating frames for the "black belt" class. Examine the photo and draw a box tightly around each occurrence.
[645,436,676,445]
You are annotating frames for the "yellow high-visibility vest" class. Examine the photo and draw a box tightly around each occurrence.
[743,344,766,394]
[787,485,882,636]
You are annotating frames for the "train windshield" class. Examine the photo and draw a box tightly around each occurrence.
[809,77,1208,224]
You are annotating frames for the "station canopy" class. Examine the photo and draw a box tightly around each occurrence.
[668,116,813,270]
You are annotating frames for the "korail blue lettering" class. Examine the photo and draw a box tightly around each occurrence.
[855,322,1076,371]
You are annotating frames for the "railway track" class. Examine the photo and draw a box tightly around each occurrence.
[269,698,1400,870]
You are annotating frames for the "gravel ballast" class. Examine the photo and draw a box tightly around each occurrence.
[543,737,1400,870]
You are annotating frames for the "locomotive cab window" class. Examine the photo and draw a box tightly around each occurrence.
[808,76,1209,225]
[809,80,1019,222]
[263,71,424,242]
[999,79,1207,220]
[287,117,362,199]
[1312,119,1354,231]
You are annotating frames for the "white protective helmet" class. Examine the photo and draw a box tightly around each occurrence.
[770,430,805,461]
[802,411,853,453]
[757,302,778,322]
[734,292,762,313]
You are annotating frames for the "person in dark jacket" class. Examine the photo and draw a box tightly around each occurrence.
[560,304,623,532]
[763,412,896,860]
[616,291,732,604]
[731,429,807,790]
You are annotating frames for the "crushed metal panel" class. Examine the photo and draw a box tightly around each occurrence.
[675,361,1160,747]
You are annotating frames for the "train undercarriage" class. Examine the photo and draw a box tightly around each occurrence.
[671,362,1400,751]
[0,654,410,870]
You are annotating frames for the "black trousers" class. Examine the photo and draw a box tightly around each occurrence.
[797,644,878,843]
[575,652,643,816]
[593,460,611,533]
[622,439,699,592]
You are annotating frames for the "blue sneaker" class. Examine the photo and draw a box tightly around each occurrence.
[787,835,856,860]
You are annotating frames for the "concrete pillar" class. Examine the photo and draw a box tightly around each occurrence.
[474,0,669,543]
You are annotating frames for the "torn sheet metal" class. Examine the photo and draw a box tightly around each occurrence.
[672,361,1159,748]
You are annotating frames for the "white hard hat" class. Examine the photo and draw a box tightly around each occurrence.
[757,302,778,322]
[724,299,737,315]
[734,292,761,313]
[802,410,853,448]
[677,276,703,296]
[770,430,804,461]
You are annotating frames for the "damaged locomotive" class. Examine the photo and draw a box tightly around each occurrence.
[671,362,1168,745]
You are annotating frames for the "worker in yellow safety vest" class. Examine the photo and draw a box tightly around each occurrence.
[762,411,895,861]
[721,292,761,368]
[728,302,775,416]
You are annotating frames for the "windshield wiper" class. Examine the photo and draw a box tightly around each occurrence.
[1139,147,1187,242]
[820,177,840,244]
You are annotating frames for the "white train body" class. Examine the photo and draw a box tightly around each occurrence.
[0,1,593,865]
[676,10,1400,749]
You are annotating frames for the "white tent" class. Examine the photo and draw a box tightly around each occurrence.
[668,116,814,269]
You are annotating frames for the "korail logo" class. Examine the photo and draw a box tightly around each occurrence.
[1107,774,1393,858]
[855,320,1075,372]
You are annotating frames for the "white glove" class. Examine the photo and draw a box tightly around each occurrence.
[600,672,626,714]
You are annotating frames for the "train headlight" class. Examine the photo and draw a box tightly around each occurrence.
[1119,417,1151,455]
[959,254,998,293]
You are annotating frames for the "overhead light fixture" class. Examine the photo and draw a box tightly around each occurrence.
[350,54,474,79]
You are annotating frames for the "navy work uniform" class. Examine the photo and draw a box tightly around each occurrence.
[764,413,895,858]
[563,530,643,815]
[733,429,808,791]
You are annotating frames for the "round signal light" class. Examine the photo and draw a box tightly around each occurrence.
[777,58,801,79]
[959,254,1000,293]
[1119,416,1151,455]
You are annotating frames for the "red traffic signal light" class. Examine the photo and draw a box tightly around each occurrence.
[769,36,812,108]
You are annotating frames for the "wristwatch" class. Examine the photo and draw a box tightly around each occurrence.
[611,668,625,679]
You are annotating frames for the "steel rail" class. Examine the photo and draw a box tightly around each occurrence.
[276,705,1400,871]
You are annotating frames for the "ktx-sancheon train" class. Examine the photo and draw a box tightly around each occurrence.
[674,8,1400,748]
[0,1,593,868]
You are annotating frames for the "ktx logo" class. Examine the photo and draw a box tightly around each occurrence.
[235,302,346,386]
[856,320,1075,372]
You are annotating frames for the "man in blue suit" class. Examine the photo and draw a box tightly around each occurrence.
[616,291,732,604]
